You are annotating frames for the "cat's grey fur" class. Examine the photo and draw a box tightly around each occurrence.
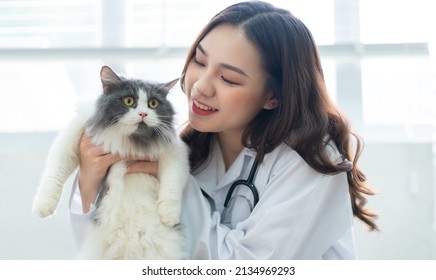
[32,66,189,259]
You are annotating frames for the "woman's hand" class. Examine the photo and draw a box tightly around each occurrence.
[126,160,159,177]
[78,135,159,213]
[78,134,120,213]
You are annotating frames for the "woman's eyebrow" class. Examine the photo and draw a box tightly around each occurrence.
[197,43,249,78]
[197,43,208,56]
[220,62,249,78]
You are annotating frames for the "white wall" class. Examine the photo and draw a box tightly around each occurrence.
[354,142,435,259]
[0,133,77,259]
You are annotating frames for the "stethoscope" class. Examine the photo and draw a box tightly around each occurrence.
[223,157,260,210]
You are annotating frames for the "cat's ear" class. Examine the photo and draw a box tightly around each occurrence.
[100,66,122,93]
[161,78,179,94]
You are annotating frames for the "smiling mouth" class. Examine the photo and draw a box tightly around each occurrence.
[193,99,217,111]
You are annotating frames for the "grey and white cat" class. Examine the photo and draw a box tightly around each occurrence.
[32,66,189,259]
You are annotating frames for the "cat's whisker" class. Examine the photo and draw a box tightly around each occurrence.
[153,126,175,144]
[108,116,122,128]
[159,119,174,125]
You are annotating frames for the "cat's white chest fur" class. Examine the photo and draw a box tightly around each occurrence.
[32,113,189,259]
[79,158,188,259]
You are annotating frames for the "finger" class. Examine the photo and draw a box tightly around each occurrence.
[80,134,93,148]
[104,153,121,165]
[81,134,114,158]
[126,161,158,176]
[80,134,102,155]
[125,156,152,162]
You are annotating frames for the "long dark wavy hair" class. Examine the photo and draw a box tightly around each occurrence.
[179,1,378,231]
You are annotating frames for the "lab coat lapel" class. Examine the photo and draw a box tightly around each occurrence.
[216,144,258,191]
[196,140,254,196]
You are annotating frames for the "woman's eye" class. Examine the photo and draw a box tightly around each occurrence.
[221,76,238,86]
[193,57,205,67]
[123,96,135,107]
[148,99,159,109]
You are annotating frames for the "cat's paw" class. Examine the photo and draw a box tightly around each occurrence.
[158,200,180,227]
[32,195,58,218]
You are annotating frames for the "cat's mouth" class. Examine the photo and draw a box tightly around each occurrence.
[137,122,149,130]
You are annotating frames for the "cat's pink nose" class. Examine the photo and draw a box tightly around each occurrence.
[139,112,147,118]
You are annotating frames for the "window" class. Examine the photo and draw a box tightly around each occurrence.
[1,0,433,132]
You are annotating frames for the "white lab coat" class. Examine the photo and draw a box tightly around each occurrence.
[69,139,356,259]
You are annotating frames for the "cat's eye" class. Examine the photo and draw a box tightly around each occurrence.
[148,99,159,109]
[123,96,135,107]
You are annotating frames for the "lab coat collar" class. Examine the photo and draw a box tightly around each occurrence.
[197,138,257,197]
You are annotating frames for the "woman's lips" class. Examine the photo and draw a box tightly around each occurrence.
[191,99,218,116]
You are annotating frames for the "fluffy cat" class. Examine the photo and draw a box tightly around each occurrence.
[32,66,189,259]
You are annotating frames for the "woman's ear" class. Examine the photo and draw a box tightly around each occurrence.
[263,94,279,110]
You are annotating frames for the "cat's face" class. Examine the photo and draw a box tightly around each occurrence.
[86,66,179,158]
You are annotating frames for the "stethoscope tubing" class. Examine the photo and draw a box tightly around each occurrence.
[224,157,260,209]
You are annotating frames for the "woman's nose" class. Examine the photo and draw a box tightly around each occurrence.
[193,72,215,97]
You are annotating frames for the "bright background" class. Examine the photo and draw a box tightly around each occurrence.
[0,0,435,259]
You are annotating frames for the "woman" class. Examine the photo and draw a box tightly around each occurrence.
[70,1,378,259]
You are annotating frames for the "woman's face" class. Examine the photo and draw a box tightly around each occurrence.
[184,24,276,137]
